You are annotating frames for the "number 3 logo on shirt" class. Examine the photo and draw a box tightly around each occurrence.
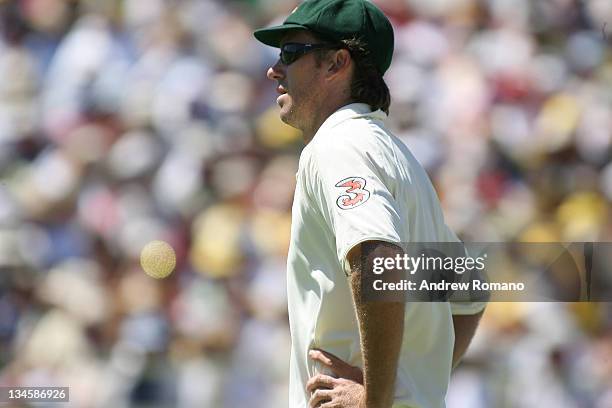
[335,177,371,210]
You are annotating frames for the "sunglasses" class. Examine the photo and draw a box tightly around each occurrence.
[279,42,340,65]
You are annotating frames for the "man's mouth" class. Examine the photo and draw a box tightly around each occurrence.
[276,85,288,107]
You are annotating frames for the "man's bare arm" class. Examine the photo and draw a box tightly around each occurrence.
[347,241,405,408]
[451,310,484,369]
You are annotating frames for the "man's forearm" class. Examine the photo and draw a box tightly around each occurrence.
[452,310,484,369]
[349,242,405,407]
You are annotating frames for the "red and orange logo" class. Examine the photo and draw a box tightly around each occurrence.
[335,177,370,210]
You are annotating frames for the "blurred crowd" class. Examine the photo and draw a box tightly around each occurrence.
[0,0,611,407]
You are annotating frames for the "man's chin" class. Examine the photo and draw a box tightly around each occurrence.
[279,109,298,129]
[280,117,301,131]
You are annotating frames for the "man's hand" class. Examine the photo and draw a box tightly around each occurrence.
[310,349,363,383]
[307,349,365,407]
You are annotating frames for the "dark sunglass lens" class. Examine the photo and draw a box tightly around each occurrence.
[280,51,294,65]
[283,43,301,53]
[280,43,304,65]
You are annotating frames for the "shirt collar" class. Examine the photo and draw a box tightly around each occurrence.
[315,103,387,136]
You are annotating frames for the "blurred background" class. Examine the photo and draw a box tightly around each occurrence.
[0,0,611,406]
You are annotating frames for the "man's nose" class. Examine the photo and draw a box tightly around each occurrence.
[267,59,285,81]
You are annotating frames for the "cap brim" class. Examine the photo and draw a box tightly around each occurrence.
[254,23,309,48]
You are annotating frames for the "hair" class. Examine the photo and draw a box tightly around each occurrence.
[314,35,391,115]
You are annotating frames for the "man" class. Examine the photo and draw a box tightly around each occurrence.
[253,1,486,407]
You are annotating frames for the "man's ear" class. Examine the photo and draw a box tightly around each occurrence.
[327,49,352,75]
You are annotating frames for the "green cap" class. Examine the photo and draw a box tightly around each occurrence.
[253,0,394,75]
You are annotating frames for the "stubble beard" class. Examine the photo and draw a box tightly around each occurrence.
[279,96,301,130]
[280,74,320,132]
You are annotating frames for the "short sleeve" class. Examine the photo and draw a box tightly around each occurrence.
[309,132,404,275]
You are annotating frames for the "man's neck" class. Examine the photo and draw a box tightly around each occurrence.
[302,97,354,144]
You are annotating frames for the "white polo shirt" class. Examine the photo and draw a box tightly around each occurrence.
[286,103,484,408]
